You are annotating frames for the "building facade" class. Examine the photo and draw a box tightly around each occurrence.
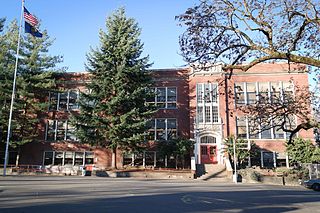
[2,63,314,170]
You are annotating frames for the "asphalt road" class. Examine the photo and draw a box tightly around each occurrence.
[0,176,319,213]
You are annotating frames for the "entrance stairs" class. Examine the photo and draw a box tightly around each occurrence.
[197,164,229,181]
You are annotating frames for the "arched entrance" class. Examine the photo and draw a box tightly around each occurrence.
[200,136,217,164]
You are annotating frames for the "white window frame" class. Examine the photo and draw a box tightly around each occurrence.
[48,90,80,111]
[45,120,78,141]
[149,118,178,140]
[235,116,297,140]
[150,87,177,109]
[42,151,94,166]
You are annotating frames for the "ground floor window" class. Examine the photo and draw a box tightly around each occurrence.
[122,151,191,169]
[0,151,18,165]
[43,151,94,166]
[260,151,287,168]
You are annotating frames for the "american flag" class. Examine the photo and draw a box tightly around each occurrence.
[24,7,38,27]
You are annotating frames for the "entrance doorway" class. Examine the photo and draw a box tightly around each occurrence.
[200,145,217,164]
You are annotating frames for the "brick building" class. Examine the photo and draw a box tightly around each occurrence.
[3,63,314,171]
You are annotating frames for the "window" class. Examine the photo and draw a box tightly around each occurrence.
[283,82,294,103]
[54,151,64,165]
[236,117,247,139]
[212,106,219,123]
[167,88,177,108]
[258,82,269,103]
[196,83,219,124]
[261,124,272,139]
[74,152,84,165]
[197,106,203,123]
[48,90,79,111]
[246,83,257,104]
[235,83,245,105]
[68,90,79,110]
[66,121,77,141]
[248,118,259,139]
[46,120,78,142]
[200,136,216,144]
[197,84,203,102]
[85,152,94,164]
[64,151,74,165]
[167,119,177,139]
[147,87,177,109]
[205,106,211,122]
[43,151,53,165]
[148,118,177,140]
[59,92,68,110]
[156,88,166,108]
[46,120,56,141]
[270,82,281,103]
[56,121,66,141]
[156,119,166,140]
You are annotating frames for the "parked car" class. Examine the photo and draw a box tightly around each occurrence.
[303,179,320,191]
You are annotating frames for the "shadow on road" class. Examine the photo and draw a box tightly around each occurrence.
[0,185,319,213]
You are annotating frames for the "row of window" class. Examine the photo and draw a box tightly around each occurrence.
[49,87,177,111]
[43,151,94,166]
[235,81,294,105]
[236,116,296,140]
[47,82,293,112]
[46,118,178,142]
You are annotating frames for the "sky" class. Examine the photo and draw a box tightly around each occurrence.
[0,0,199,72]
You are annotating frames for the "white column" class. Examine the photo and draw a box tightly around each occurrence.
[286,153,289,168]
[143,151,146,168]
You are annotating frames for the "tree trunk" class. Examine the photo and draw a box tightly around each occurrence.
[175,154,178,169]
[182,157,185,170]
[15,148,20,167]
[111,147,117,169]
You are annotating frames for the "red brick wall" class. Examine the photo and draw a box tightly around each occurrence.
[152,69,191,139]
[17,63,315,167]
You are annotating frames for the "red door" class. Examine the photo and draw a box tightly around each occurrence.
[200,145,217,164]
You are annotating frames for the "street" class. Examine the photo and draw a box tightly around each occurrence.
[0,176,319,213]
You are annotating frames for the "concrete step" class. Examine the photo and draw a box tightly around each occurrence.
[198,164,228,181]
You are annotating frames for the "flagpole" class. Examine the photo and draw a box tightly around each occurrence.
[3,0,25,176]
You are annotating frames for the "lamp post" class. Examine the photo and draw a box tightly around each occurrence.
[233,137,238,183]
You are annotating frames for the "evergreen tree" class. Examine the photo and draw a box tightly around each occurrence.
[0,19,63,163]
[72,8,154,168]
[0,18,4,32]
[286,138,315,164]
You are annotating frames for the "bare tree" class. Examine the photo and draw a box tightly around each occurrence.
[238,79,319,144]
[177,0,320,72]
[177,0,320,143]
